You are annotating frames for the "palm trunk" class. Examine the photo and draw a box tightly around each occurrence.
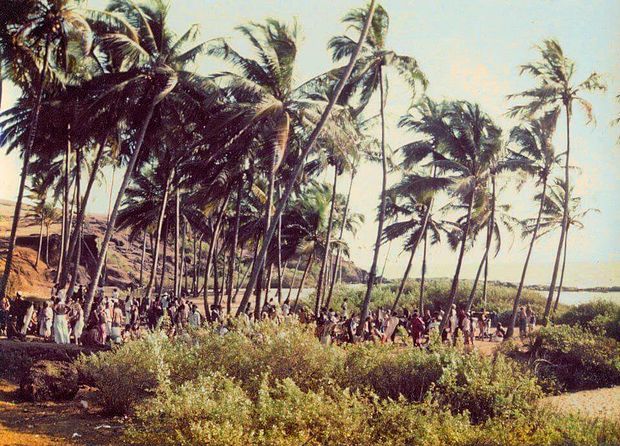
[293,253,314,311]
[139,229,147,286]
[236,1,376,315]
[552,226,569,316]
[276,185,283,304]
[315,165,339,313]
[227,180,243,311]
[84,99,158,320]
[159,224,168,299]
[174,186,180,297]
[439,190,476,333]
[0,38,50,298]
[357,65,388,335]
[45,226,50,265]
[102,165,116,286]
[202,194,230,313]
[542,104,571,326]
[506,178,548,338]
[326,170,356,307]
[286,256,302,300]
[379,240,392,284]
[35,219,44,268]
[390,199,434,312]
[57,124,71,282]
[66,144,83,300]
[419,230,428,312]
[182,219,188,294]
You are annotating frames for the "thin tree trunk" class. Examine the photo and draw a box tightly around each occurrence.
[276,185,283,304]
[358,66,388,335]
[58,123,71,282]
[0,38,50,298]
[439,190,476,333]
[227,180,243,311]
[506,179,548,338]
[45,226,50,265]
[213,239,220,306]
[286,256,302,301]
[182,219,188,294]
[84,99,158,320]
[202,194,230,313]
[326,170,356,308]
[236,1,376,315]
[35,219,44,268]
[552,226,569,316]
[66,144,83,300]
[379,240,392,284]
[145,171,172,303]
[419,230,428,312]
[542,105,571,326]
[315,165,339,313]
[139,228,147,286]
[159,224,168,299]
[293,253,314,311]
[174,186,180,297]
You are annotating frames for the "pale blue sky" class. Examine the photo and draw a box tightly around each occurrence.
[1,0,619,286]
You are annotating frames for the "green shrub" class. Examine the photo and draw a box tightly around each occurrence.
[531,325,620,391]
[557,300,620,340]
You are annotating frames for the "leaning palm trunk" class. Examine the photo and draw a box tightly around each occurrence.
[84,100,158,320]
[0,39,50,298]
[419,231,428,312]
[315,166,338,314]
[236,0,377,315]
[286,256,302,301]
[158,226,169,299]
[293,253,314,311]
[439,190,476,333]
[326,170,356,308]
[61,136,107,288]
[542,106,571,326]
[66,146,83,300]
[57,124,71,282]
[506,179,548,338]
[390,203,433,313]
[35,219,44,268]
[139,229,147,286]
[552,226,569,316]
[173,187,180,297]
[357,66,388,335]
[202,195,229,313]
[226,181,243,311]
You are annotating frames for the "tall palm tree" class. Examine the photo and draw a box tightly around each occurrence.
[328,4,427,332]
[236,0,378,315]
[508,39,606,325]
[82,0,214,318]
[0,0,92,298]
[504,111,559,338]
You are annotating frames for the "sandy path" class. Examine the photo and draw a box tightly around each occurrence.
[540,386,620,420]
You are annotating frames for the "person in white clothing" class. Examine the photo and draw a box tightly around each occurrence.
[53,298,70,344]
[188,304,202,328]
[39,301,53,339]
[20,301,35,335]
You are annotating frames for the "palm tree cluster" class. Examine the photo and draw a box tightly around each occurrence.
[0,1,611,335]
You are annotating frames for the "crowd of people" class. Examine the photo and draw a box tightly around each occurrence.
[0,284,537,348]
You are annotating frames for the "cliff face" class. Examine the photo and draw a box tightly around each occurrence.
[0,200,367,297]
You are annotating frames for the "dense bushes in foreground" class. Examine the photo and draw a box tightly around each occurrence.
[78,321,620,445]
[526,325,620,392]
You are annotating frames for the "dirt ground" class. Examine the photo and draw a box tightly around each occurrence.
[0,379,120,446]
[540,386,620,420]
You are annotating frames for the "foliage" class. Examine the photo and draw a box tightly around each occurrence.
[556,300,620,340]
[527,325,620,392]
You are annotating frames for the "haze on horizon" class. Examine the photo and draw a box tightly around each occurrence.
[1,0,619,288]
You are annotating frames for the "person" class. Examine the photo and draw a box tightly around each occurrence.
[462,311,474,345]
[410,310,426,347]
[477,309,488,340]
[112,288,120,302]
[281,298,291,316]
[124,295,134,320]
[448,304,458,344]
[111,302,124,343]
[518,306,528,339]
[526,304,536,334]
[53,298,70,344]
[189,304,202,328]
[95,303,108,345]
[341,298,349,318]
[0,295,10,336]
[70,299,84,345]
[20,300,35,336]
[39,301,53,340]
[494,322,507,340]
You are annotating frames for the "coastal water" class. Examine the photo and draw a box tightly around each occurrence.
[538,291,620,306]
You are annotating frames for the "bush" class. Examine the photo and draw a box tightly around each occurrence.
[557,300,620,340]
[531,325,620,391]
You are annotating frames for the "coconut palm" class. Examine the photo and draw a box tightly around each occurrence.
[328,4,427,331]
[0,0,92,299]
[504,111,559,338]
[236,1,378,315]
[508,39,606,325]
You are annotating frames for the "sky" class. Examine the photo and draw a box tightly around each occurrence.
[1,0,619,287]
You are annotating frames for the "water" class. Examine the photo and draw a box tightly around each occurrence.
[538,291,620,306]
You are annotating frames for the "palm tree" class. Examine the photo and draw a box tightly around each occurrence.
[0,0,92,299]
[508,39,606,325]
[82,0,213,318]
[520,179,597,316]
[236,0,378,315]
[504,111,559,338]
[328,4,427,332]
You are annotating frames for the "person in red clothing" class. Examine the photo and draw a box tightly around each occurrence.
[409,309,426,347]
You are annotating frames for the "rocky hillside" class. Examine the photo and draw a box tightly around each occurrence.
[0,200,366,297]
